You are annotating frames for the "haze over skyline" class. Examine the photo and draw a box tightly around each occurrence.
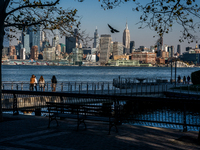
[9,0,200,52]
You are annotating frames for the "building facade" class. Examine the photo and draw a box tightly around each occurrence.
[27,26,40,53]
[22,32,30,54]
[122,21,130,54]
[43,46,56,60]
[93,27,99,48]
[177,44,181,55]
[130,41,135,53]
[30,46,39,60]
[131,52,156,64]
[52,35,59,47]
[20,48,26,60]
[65,37,76,54]
[99,34,112,65]
[72,48,83,65]
[113,42,123,56]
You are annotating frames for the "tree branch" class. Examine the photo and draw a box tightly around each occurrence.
[6,0,60,16]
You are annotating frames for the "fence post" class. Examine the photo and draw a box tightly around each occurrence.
[108,83,109,94]
[94,84,96,94]
[101,84,103,94]
[136,84,138,96]
[16,84,18,90]
[75,82,76,90]
[146,83,147,95]
[13,94,18,115]
[183,103,187,132]
[87,82,88,94]
[126,84,127,95]
[150,84,151,94]
[131,84,133,96]
[61,82,63,92]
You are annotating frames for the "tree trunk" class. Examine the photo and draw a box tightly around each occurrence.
[0,21,4,122]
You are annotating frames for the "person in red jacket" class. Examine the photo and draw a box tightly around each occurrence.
[30,75,35,91]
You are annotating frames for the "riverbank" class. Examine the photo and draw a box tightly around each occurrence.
[1,113,200,150]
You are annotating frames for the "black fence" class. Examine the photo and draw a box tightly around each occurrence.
[2,90,200,132]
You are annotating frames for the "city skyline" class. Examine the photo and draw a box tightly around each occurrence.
[8,1,200,52]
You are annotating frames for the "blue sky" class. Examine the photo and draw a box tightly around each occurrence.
[57,0,200,52]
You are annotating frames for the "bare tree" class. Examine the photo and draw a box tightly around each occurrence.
[0,0,83,121]
[100,0,200,43]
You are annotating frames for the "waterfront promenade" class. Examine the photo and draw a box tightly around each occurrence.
[1,114,200,150]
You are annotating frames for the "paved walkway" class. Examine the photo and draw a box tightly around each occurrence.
[0,114,200,150]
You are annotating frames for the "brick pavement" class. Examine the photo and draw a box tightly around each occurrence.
[0,114,200,150]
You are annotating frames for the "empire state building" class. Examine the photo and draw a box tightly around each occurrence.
[123,21,130,54]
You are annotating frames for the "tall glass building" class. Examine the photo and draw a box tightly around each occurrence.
[27,26,40,53]
[93,27,99,48]
[22,32,30,54]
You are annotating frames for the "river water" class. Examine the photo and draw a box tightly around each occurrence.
[2,65,200,131]
[2,65,200,82]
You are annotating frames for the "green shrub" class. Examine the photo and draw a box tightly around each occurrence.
[191,70,200,85]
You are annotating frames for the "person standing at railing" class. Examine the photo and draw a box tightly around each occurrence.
[34,76,38,91]
[177,75,181,83]
[30,74,35,91]
[187,75,190,84]
[39,76,45,91]
[51,75,57,92]
[183,76,186,84]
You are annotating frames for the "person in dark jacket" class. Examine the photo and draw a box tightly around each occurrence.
[187,76,190,84]
[183,76,186,84]
[51,75,57,92]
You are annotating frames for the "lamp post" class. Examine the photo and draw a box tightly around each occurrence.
[175,57,177,87]
[171,58,173,84]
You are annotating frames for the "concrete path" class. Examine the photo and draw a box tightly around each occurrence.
[0,114,200,150]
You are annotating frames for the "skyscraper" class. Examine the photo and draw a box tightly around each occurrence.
[113,42,123,56]
[157,36,163,51]
[123,21,130,54]
[41,31,45,42]
[3,27,9,47]
[27,26,40,53]
[99,34,112,65]
[65,37,76,54]
[52,35,59,47]
[168,46,174,57]
[130,41,135,53]
[22,32,30,54]
[93,27,99,48]
[177,44,181,55]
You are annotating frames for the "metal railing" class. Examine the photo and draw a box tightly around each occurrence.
[2,90,200,133]
[2,81,171,96]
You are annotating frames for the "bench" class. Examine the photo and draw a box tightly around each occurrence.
[46,102,118,134]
